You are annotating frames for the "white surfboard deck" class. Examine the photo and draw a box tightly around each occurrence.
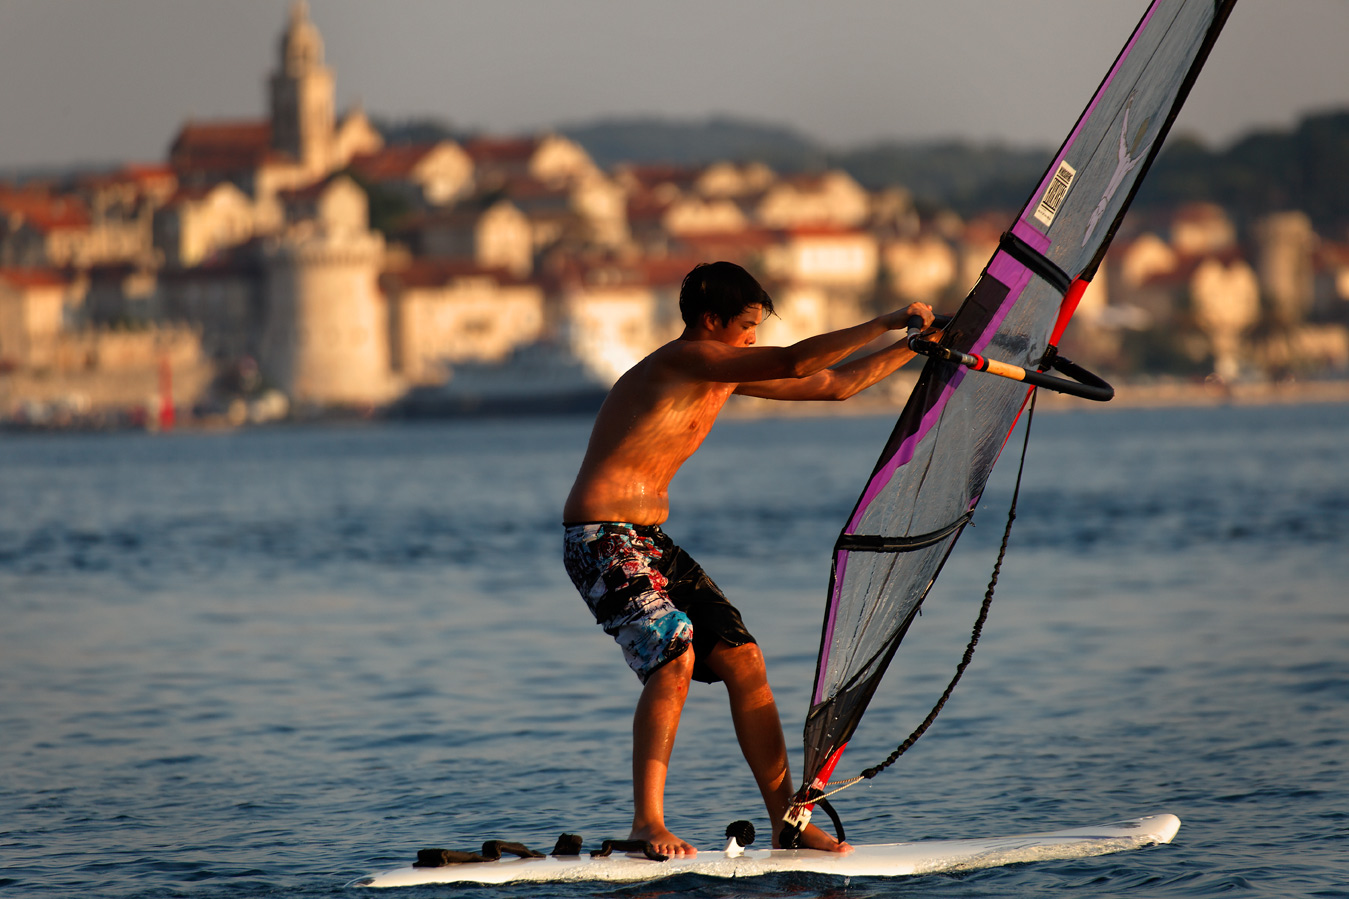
[351,813,1180,887]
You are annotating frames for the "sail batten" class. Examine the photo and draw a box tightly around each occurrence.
[797,0,1239,803]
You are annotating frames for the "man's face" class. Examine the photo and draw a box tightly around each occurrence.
[709,305,762,347]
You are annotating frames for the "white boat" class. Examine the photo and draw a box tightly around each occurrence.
[389,342,613,417]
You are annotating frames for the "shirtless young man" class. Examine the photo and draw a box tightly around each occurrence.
[563,261,935,858]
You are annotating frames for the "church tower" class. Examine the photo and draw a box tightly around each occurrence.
[270,1,335,173]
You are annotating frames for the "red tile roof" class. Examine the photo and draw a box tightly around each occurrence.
[0,188,90,231]
[464,136,540,165]
[674,229,778,252]
[540,252,703,291]
[349,145,436,181]
[169,120,276,175]
[616,163,701,191]
[1137,248,1245,290]
[631,256,704,288]
[495,174,568,200]
[76,164,178,192]
[121,163,178,185]
[778,224,866,238]
[0,267,70,289]
[1316,241,1349,269]
[626,192,674,222]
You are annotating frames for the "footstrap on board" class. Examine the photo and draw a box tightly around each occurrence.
[413,840,545,867]
[551,833,584,856]
[413,832,671,868]
[590,839,670,862]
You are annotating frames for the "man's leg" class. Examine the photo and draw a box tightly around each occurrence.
[630,647,697,857]
[705,640,850,852]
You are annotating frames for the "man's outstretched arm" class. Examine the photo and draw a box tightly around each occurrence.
[733,333,929,402]
[675,305,932,385]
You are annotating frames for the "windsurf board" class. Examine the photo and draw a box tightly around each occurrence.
[350,813,1180,887]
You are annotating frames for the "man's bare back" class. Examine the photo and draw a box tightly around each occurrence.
[565,302,933,527]
[564,343,741,526]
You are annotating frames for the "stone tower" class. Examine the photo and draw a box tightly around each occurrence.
[259,177,395,407]
[270,1,335,174]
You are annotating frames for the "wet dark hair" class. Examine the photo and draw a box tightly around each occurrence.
[678,261,775,328]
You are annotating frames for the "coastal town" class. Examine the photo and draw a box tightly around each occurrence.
[3,2,1347,430]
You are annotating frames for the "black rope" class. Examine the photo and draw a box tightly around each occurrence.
[858,390,1038,781]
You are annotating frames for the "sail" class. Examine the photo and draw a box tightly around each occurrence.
[799,0,1238,795]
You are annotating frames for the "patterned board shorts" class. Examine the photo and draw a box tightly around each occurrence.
[563,522,755,684]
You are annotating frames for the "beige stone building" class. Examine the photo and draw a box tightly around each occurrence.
[753,282,868,347]
[761,227,879,290]
[1190,256,1261,379]
[158,260,260,362]
[882,234,958,304]
[382,262,545,384]
[349,141,475,208]
[466,134,600,189]
[753,171,871,229]
[411,200,534,277]
[696,161,776,199]
[660,196,749,237]
[0,189,93,269]
[0,266,213,416]
[1117,233,1179,291]
[155,182,255,268]
[867,186,921,237]
[953,216,1002,300]
[1,169,175,271]
[85,265,160,325]
[613,164,703,203]
[1316,242,1349,308]
[488,174,629,250]
[1255,211,1317,329]
[540,255,702,376]
[0,268,73,370]
[554,281,664,384]
[1170,202,1237,257]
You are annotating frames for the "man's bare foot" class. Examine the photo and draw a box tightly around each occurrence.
[775,821,853,853]
[630,824,697,858]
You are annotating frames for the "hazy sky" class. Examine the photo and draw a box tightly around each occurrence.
[3,0,1347,172]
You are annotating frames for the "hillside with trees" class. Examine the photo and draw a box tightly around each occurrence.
[1132,110,1349,235]
[545,109,1349,235]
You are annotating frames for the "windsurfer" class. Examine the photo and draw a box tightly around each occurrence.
[563,261,935,858]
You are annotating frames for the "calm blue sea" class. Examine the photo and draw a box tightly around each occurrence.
[2,402,1346,899]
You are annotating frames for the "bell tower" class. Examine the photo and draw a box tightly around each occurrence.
[269,1,335,173]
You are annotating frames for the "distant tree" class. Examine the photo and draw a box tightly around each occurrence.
[343,168,414,237]
[371,117,471,146]
[560,115,825,171]
[1138,110,1349,235]
[833,141,1049,213]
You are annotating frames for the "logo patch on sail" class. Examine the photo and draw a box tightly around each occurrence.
[1034,160,1077,226]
